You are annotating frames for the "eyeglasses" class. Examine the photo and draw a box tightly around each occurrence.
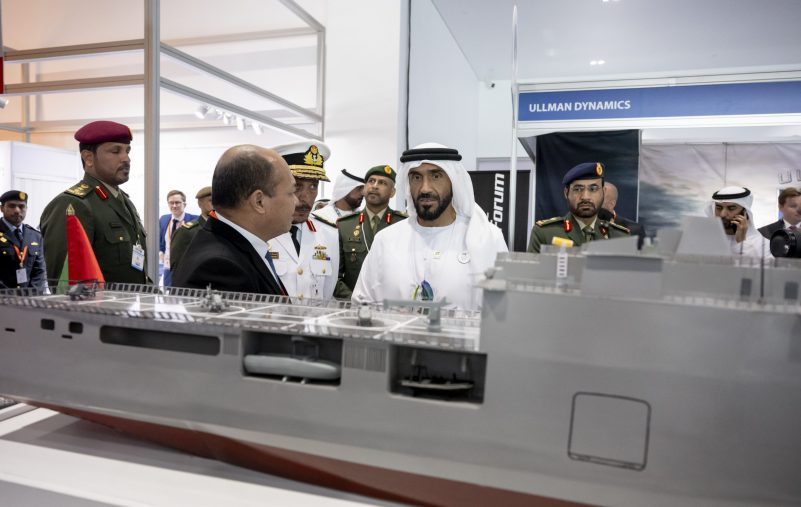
[569,184,602,195]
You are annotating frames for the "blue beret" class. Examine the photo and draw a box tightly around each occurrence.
[0,190,27,203]
[75,120,133,145]
[562,162,605,186]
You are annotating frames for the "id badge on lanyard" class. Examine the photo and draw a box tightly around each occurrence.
[131,242,145,271]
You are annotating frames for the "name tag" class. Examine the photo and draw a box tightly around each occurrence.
[16,268,28,284]
[131,243,145,271]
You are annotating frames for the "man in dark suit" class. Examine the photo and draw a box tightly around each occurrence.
[172,145,297,295]
[759,187,801,239]
[0,190,47,291]
[159,190,198,286]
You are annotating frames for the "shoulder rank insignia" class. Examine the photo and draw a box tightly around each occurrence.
[181,221,199,229]
[313,215,337,228]
[535,216,563,227]
[608,221,631,234]
[64,182,93,198]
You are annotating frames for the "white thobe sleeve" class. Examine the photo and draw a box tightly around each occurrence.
[351,235,383,304]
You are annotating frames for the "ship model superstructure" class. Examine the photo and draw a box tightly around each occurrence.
[1,219,800,506]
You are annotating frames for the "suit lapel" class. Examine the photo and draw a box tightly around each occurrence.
[209,218,282,295]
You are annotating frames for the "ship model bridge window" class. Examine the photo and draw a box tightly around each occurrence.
[390,347,487,404]
[242,332,343,386]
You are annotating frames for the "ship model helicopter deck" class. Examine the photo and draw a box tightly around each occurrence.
[1,217,801,507]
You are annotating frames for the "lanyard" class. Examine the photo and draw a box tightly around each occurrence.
[13,244,28,267]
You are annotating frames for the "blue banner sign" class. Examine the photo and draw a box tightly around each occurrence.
[519,81,801,121]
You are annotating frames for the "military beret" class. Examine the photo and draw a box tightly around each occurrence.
[74,120,133,145]
[562,162,605,186]
[0,190,27,203]
[273,140,331,182]
[195,186,212,199]
[364,164,396,183]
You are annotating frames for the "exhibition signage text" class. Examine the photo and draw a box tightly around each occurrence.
[519,81,801,121]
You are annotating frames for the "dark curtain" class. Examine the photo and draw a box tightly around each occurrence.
[531,130,640,222]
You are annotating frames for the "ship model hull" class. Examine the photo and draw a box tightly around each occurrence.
[2,243,801,506]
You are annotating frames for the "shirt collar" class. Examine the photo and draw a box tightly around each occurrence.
[215,211,270,261]
[573,216,597,231]
[1,217,20,232]
[366,207,387,222]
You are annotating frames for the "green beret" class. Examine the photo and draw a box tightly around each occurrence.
[365,165,396,183]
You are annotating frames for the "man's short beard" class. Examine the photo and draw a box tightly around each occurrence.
[342,194,362,210]
[571,203,597,219]
[414,190,453,221]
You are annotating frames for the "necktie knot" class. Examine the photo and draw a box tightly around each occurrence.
[290,225,301,254]
[583,226,594,242]
[789,225,798,231]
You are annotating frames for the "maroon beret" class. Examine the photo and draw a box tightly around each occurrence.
[74,120,133,145]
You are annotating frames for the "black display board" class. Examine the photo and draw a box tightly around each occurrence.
[470,170,530,251]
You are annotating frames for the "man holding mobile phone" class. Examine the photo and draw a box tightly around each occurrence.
[711,186,770,258]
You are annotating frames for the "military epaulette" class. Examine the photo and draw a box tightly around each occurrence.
[312,214,337,228]
[392,209,408,218]
[608,221,630,234]
[336,213,358,223]
[535,216,564,227]
[181,220,200,230]
[64,182,93,198]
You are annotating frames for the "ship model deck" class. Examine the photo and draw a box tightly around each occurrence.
[2,223,801,506]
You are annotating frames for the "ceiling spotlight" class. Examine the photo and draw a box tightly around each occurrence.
[194,104,211,119]
[252,122,263,135]
[0,97,8,109]
[214,108,224,119]
[590,59,606,66]
[235,116,245,131]
[222,113,233,125]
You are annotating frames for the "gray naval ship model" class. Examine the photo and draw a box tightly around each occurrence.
[1,216,800,507]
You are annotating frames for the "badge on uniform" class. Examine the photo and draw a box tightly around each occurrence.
[458,251,470,264]
[312,244,330,261]
[551,237,574,248]
[353,226,360,237]
[270,251,279,259]
[131,243,145,271]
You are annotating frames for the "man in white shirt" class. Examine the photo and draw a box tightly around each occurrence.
[312,168,364,223]
[352,143,507,312]
[709,186,770,258]
[270,141,340,301]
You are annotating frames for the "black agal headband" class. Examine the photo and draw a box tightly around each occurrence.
[400,147,462,163]
[712,187,751,200]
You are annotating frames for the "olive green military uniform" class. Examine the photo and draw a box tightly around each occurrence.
[169,215,206,276]
[334,208,407,299]
[527,213,630,253]
[40,173,149,284]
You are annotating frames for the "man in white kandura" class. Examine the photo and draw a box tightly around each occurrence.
[709,186,770,258]
[312,168,364,223]
[352,143,508,312]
